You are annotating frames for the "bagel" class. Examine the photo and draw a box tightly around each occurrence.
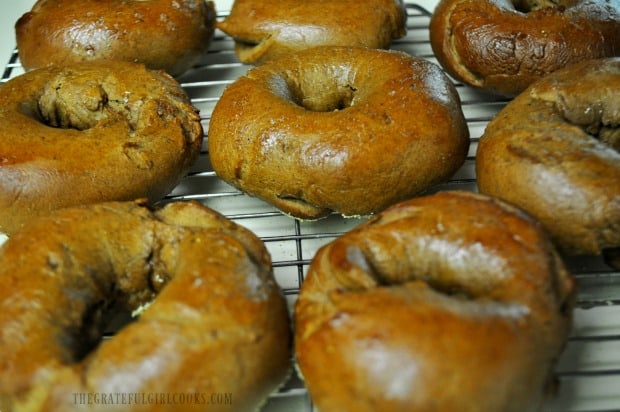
[0,60,203,235]
[16,0,216,76]
[216,0,407,64]
[208,46,470,220]
[476,58,620,261]
[429,0,620,96]
[0,199,291,412]
[294,191,575,412]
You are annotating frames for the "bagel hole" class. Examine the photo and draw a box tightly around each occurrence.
[375,271,477,300]
[370,271,477,300]
[63,299,136,362]
[556,99,620,152]
[385,271,477,300]
[270,73,358,112]
[345,243,481,300]
[63,283,159,362]
[30,77,120,131]
[294,84,357,112]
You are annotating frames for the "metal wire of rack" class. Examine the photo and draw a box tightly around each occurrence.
[2,2,619,411]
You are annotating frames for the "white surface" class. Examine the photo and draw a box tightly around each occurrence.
[0,0,31,62]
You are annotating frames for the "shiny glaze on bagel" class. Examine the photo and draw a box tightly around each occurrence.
[430,0,620,96]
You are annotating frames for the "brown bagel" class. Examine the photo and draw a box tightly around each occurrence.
[0,199,291,412]
[0,60,203,235]
[294,191,575,412]
[429,0,620,96]
[208,46,470,220]
[16,0,216,76]
[216,0,407,64]
[476,58,620,260]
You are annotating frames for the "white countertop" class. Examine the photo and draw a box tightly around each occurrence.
[0,0,32,63]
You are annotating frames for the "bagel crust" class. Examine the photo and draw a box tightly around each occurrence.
[208,46,470,220]
[295,191,575,412]
[429,0,620,96]
[0,200,291,412]
[16,0,216,76]
[476,58,620,258]
[0,61,203,235]
[216,0,407,64]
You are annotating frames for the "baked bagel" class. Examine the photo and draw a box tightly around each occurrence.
[16,0,216,76]
[429,0,620,96]
[0,199,291,412]
[476,58,620,261]
[208,46,470,220]
[0,60,203,235]
[295,191,575,412]
[216,0,407,64]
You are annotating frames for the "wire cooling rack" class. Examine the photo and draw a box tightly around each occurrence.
[2,2,619,411]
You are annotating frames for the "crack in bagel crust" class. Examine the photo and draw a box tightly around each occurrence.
[0,200,291,412]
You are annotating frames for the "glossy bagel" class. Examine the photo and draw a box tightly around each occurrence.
[0,199,291,412]
[429,0,620,96]
[294,191,575,412]
[16,0,216,76]
[216,0,407,64]
[476,58,620,260]
[208,46,470,220]
[0,60,203,235]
